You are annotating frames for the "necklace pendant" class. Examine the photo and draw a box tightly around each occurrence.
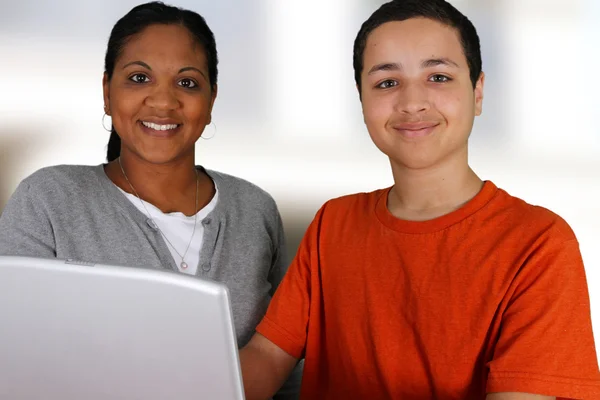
[180,261,188,270]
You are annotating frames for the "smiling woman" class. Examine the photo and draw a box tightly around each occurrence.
[102,20,218,217]
[0,2,301,398]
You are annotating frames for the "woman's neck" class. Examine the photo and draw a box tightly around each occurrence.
[104,152,214,216]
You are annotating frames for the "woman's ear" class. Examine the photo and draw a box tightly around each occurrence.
[102,73,110,115]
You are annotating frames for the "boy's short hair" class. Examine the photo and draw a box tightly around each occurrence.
[353,0,482,91]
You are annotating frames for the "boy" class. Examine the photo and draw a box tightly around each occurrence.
[241,1,600,398]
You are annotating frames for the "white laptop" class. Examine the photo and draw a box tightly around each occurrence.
[0,256,245,400]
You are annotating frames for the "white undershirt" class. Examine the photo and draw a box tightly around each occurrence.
[117,185,219,275]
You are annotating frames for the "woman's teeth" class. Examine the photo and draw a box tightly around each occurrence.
[141,121,179,131]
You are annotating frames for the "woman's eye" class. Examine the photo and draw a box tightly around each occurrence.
[377,80,398,89]
[178,78,197,89]
[429,75,451,83]
[129,74,150,84]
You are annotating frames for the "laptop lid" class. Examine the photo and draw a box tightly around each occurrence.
[0,256,245,400]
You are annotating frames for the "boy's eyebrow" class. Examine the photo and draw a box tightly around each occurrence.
[421,57,459,68]
[367,62,401,75]
[367,57,460,75]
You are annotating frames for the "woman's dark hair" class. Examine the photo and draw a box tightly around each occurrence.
[104,1,218,162]
[353,0,481,95]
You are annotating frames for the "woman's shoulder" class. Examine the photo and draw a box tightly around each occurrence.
[204,168,279,213]
[2,165,105,226]
[18,164,103,197]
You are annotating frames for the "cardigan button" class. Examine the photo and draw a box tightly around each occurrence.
[146,219,158,231]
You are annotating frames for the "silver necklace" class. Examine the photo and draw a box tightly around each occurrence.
[118,157,199,270]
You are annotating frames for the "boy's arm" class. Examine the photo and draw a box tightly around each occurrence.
[240,333,299,400]
[486,393,554,400]
[243,204,329,399]
[486,235,599,398]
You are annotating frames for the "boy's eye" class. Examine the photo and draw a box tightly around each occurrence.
[377,80,398,89]
[429,75,451,83]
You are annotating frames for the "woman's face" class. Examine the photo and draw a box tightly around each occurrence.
[103,24,216,164]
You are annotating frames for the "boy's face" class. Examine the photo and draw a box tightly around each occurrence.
[360,18,484,170]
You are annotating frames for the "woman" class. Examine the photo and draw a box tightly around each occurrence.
[0,2,300,398]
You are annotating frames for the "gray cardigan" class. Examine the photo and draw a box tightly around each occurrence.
[0,164,287,346]
[0,164,301,398]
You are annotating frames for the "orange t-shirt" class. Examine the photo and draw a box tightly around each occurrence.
[256,181,600,399]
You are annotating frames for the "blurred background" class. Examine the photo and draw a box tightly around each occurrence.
[1,0,599,358]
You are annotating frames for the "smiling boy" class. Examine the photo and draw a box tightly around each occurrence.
[240,1,600,399]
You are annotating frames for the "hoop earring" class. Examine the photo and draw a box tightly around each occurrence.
[201,122,217,140]
[102,113,112,132]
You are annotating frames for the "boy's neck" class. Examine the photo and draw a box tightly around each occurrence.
[388,149,483,222]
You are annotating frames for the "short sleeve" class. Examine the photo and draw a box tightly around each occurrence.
[257,206,325,360]
[487,239,600,398]
[0,181,56,257]
[267,206,305,400]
